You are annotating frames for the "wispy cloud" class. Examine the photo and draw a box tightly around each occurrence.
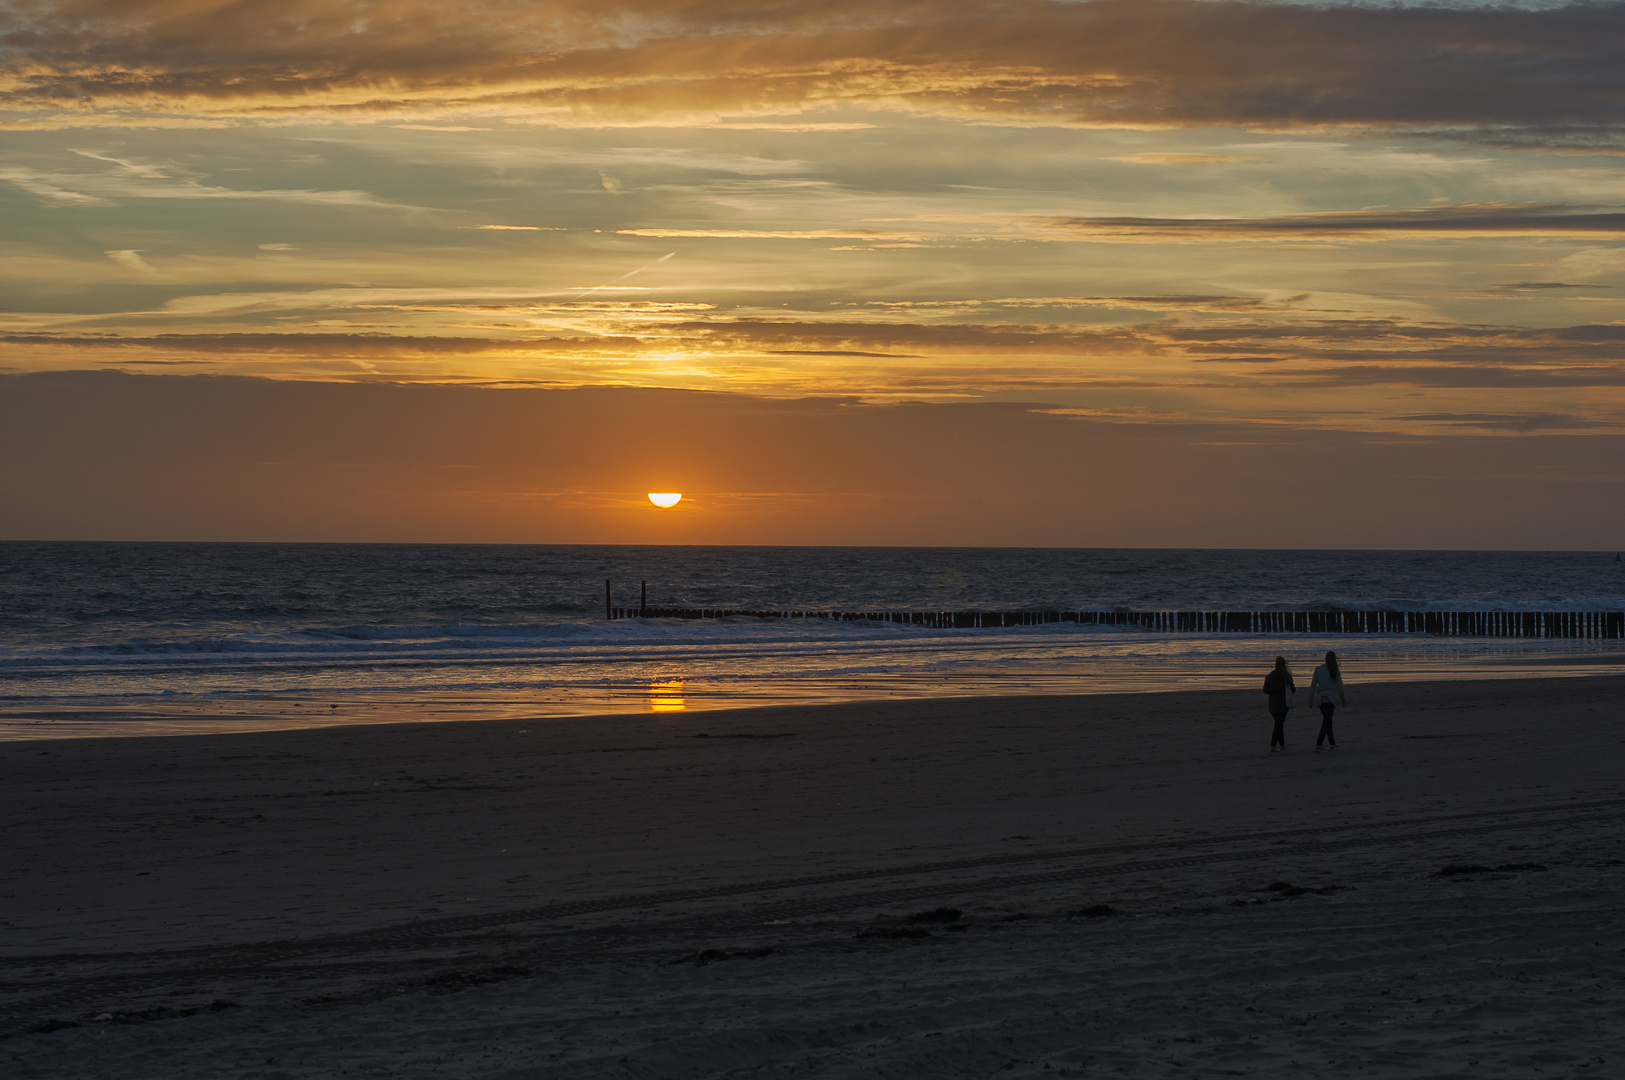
[103,250,157,273]
[0,331,626,355]
[1390,411,1609,431]
[1108,153,1259,166]
[1054,203,1625,243]
[0,164,420,210]
[68,149,169,177]
[1493,281,1610,291]
[616,228,930,240]
[442,144,810,175]
[0,168,110,204]
[987,295,1309,312]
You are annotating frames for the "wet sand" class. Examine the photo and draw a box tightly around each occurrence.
[4,675,1624,1077]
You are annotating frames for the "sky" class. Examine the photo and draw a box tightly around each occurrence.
[2,0,1624,544]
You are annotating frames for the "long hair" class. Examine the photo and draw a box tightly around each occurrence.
[1325,650,1340,681]
[1274,655,1288,671]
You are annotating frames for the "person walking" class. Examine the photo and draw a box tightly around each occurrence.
[1261,655,1295,752]
[1306,650,1348,752]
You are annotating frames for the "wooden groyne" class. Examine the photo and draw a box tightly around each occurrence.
[607,607,1625,638]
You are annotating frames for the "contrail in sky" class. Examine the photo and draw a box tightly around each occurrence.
[567,251,676,302]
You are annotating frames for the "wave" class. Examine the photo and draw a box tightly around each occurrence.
[1,617,1076,666]
[2,612,1617,683]
[4,603,1623,666]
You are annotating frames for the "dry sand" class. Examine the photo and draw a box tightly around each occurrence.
[3,675,1624,1077]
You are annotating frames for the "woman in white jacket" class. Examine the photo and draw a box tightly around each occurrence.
[1305,650,1348,752]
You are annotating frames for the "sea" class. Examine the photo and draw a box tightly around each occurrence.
[2,543,1622,737]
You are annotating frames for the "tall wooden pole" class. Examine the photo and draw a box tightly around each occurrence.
[605,579,611,620]
[641,580,647,617]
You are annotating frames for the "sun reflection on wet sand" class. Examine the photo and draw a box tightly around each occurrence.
[647,679,686,711]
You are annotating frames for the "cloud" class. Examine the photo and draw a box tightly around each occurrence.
[68,149,169,177]
[4,1,1625,146]
[1034,406,1194,422]
[441,143,809,175]
[103,249,156,273]
[684,122,876,132]
[1493,281,1609,290]
[0,164,419,210]
[1053,203,1625,243]
[990,294,1308,312]
[0,332,627,355]
[768,349,924,358]
[0,167,110,204]
[1390,411,1608,431]
[7,310,1625,398]
[853,295,1311,314]
[1323,365,1625,389]
[1108,153,1259,166]
[617,228,930,240]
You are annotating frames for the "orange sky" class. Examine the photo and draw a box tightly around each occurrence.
[3,371,1620,547]
[2,1,1623,543]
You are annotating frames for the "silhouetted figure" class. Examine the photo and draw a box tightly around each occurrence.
[1306,650,1348,751]
[1261,655,1295,752]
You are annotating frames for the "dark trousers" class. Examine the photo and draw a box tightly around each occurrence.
[1270,710,1288,748]
[1317,703,1337,746]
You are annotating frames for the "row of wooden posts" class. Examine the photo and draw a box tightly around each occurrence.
[604,583,1624,638]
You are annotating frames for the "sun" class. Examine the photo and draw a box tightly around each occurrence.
[647,492,682,508]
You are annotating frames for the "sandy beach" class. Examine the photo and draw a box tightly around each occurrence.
[5,675,1624,1077]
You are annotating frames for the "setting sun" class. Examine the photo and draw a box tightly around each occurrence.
[647,493,683,508]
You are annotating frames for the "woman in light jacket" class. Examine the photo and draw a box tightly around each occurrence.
[1261,655,1295,752]
[1305,650,1348,752]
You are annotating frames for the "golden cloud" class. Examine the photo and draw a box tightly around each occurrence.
[3,1,1624,146]
[13,312,1624,395]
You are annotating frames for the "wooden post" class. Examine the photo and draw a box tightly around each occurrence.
[586,605,1616,633]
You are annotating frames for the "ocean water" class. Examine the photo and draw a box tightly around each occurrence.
[2,543,1622,732]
